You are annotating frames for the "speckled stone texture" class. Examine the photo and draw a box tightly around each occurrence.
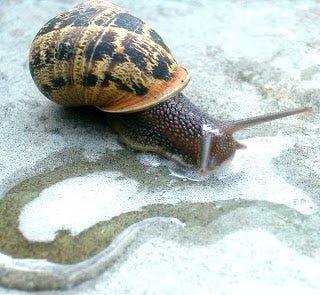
[0,0,319,294]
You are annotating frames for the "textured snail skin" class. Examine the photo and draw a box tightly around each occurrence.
[110,93,240,170]
[110,93,311,174]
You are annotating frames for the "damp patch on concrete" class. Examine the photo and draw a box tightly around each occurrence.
[1,199,320,291]
[19,171,139,242]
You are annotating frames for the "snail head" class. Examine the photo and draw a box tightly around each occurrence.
[198,124,245,176]
[198,107,312,176]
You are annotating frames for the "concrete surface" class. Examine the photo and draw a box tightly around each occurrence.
[0,0,319,294]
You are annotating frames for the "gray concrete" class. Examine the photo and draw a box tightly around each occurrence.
[0,0,319,294]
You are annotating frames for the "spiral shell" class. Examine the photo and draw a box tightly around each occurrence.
[29,0,190,113]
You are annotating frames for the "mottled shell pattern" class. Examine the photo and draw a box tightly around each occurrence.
[29,0,190,113]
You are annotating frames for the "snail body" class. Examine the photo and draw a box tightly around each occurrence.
[29,0,311,175]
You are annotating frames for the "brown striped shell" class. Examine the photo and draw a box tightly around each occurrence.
[29,0,190,113]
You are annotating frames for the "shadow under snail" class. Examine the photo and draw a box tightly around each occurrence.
[29,0,311,176]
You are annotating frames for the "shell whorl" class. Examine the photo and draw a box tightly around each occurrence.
[29,0,190,113]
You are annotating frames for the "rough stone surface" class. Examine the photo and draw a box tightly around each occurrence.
[0,0,319,294]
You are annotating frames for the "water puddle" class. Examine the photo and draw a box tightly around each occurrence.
[0,134,318,290]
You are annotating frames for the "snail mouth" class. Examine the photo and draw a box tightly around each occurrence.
[198,136,246,177]
[198,167,212,177]
[198,154,237,177]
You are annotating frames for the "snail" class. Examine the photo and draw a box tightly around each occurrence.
[29,0,311,176]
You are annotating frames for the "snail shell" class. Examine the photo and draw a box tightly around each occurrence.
[29,0,190,113]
